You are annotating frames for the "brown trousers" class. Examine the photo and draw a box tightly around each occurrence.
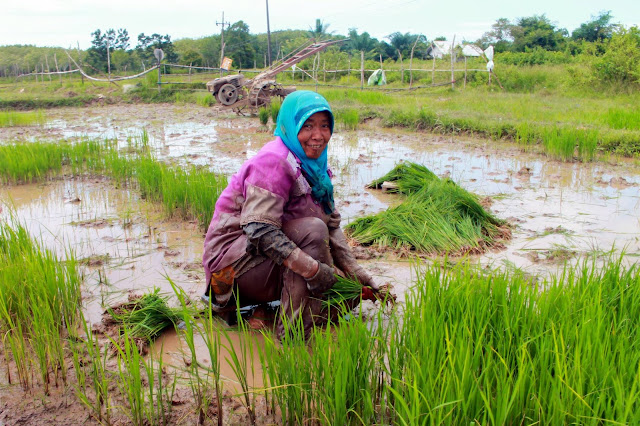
[235,217,334,339]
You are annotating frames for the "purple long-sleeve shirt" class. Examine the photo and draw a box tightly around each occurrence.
[202,137,340,285]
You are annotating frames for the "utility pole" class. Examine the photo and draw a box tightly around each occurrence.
[266,0,272,67]
[217,11,230,76]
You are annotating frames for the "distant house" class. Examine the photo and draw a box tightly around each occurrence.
[461,44,484,57]
[426,40,466,59]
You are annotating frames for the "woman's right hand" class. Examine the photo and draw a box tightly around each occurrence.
[305,261,337,294]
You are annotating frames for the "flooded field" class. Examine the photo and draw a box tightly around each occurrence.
[1,103,640,422]
[2,103,638,292]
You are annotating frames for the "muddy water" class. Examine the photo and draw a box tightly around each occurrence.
[2,103,639,391]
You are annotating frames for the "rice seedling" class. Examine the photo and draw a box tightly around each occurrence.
[0,109,45,127]
[258,107,269,126]
[0,138,226,231]
[112,327,146,425]
[256,256,640,424]
[169,278,214,425]
[201,300,225,426]
[346,162,507,255]
[322,276,362,308]
[0,217,82,394]
[106,287,186,346]
[335,108,359,131]
[73,316,113,424]
[270,99,281,123]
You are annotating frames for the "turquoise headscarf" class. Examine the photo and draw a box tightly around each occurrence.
[275,91,335,214]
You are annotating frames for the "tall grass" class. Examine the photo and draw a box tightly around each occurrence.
[0,138,227,231]
[335,108,359,131]
[0,109,45,127]
[258,257,640,424]
[346,162,507,255]
[0,218,82,394]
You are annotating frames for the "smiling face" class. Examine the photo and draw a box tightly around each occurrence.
[297,111,332,159]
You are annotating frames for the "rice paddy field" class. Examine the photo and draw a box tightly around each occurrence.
[1,98,640,424]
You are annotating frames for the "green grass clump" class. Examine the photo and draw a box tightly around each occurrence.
[258,107,269,126]
[322,276,362,308]
[107,288,185,343]
[335,108,359,131]
[0,109,45,127]
[346,162,507,255]
[270,99,281,123]
[0,138,226,231]
[0,139,108,184]
[259,257,640,424]
[0,219,82,394]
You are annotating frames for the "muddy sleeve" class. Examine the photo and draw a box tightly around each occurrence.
[243,222,297,265]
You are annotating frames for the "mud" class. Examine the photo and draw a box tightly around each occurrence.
[1,103,640,424]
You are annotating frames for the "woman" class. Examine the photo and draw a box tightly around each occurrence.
[202,90,378,339]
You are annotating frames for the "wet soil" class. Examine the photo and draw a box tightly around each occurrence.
[1,103,640,424]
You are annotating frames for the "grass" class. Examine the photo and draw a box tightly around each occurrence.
[0,137,227,231]
[256,256,640,424]
[346,162,508,255]
[335,108,359,131]
[0,109,45,127]
[106,288,186,344]
[0,218,82,394]
[3,215,640,424]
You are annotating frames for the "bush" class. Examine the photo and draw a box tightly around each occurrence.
[594,27,640,84]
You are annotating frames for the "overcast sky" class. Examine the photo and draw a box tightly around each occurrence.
[1,0,638,49]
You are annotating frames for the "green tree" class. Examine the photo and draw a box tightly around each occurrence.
[511,15,567,52]
[478,18,514,52]
[594,26,640,83]
[308,19,332,40]
[224,21,257,69]
[86,28,130,72]
[342,29,380,59]
[572,11,617,42]
[136,33,178,67]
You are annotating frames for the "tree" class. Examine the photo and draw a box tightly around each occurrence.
[511,15,568,52]
[386,32,426,60]
[224,21,257,69]
[308,19,332,40]
[572,11,617,42]
[478,18,514,52]
[86,28,130,72]
[136,33,178,67]
[343,29,380,58]
[594,26,640,83]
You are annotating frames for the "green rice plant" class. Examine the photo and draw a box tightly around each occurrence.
[0,218,82,394]
[322,276,362,308]
[335,108,359,131]
[196,93,216,107]
[146,344,178,426]
[270,99,281,123]
[113,327,146,425]
[169,278,213,425]
[259,314,314,424]
[106,287,185,344]
[201,301,225,426]
[603,107,640,130]
[0,109,45,127]
[258,107,269,126]
[220,301,257,425]
[74,317,113,424]
[347,162,506,255]
[259,256,640,424]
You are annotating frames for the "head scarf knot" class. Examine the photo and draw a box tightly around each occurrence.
[274,91,335,214]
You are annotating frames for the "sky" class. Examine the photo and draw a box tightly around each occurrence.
[1,0,639,49]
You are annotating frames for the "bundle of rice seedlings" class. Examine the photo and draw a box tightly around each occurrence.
[348,162,509,255]
[105,288,186,350]
[323,276,363,308]
[323,277,396,308]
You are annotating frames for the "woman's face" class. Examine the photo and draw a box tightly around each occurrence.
[297,111,332,159]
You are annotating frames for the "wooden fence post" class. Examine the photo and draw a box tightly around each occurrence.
[450,35,456,89]
[432,56,435,85]
[360,51,364,90]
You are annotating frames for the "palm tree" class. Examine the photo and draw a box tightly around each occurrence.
[308,19,332,40]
